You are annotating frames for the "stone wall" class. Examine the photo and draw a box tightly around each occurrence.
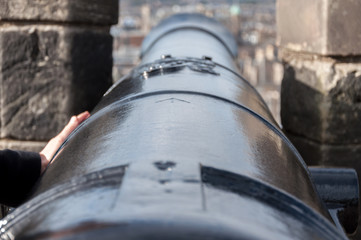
[0,0,118,151]
[0,0,118,218]
[277,0,361,237]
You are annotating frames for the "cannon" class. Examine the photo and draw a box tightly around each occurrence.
[0,13,359,240]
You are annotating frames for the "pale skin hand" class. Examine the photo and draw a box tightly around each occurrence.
[39,111,90,173]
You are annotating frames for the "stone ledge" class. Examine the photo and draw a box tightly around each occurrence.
[0,139,46,152]
[0,0,118,25]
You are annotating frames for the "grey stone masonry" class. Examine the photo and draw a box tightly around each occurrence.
[0,0,118,144]
[277,0,361,56]
[278,0,361,237]
[0,0,118,25]
[0,25,113,140]
[278,0,361,166]
[281,51,361,145]
[280,51,361,181]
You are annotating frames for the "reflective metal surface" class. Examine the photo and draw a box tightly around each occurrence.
[0,13,350,240]
[309,167,359,234]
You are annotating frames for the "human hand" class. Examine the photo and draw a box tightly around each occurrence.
[39,111,90,173]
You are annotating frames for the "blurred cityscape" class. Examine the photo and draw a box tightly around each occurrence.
[111,0,282,124]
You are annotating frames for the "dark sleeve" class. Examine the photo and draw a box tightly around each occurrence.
[0,149,41,207]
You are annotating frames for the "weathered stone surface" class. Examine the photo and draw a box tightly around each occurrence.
[279,0,361,236]
[0,139,46,152]
[0,25,113,140]
[281,52,361,144]
[0,0,118,25]
[277,0,361,56]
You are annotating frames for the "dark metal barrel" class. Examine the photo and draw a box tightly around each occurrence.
[0,13,354,240]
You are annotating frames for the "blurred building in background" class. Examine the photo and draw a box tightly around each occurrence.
[111,0,281,123]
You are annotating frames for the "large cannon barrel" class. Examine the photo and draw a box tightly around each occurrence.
[0,13,358,240]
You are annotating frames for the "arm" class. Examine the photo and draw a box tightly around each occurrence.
[0,111,90,207]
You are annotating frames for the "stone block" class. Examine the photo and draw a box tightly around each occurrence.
[0,25,113,140]
[0,0,118,25]
[281,52,361,144]
[277,0,361,56]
